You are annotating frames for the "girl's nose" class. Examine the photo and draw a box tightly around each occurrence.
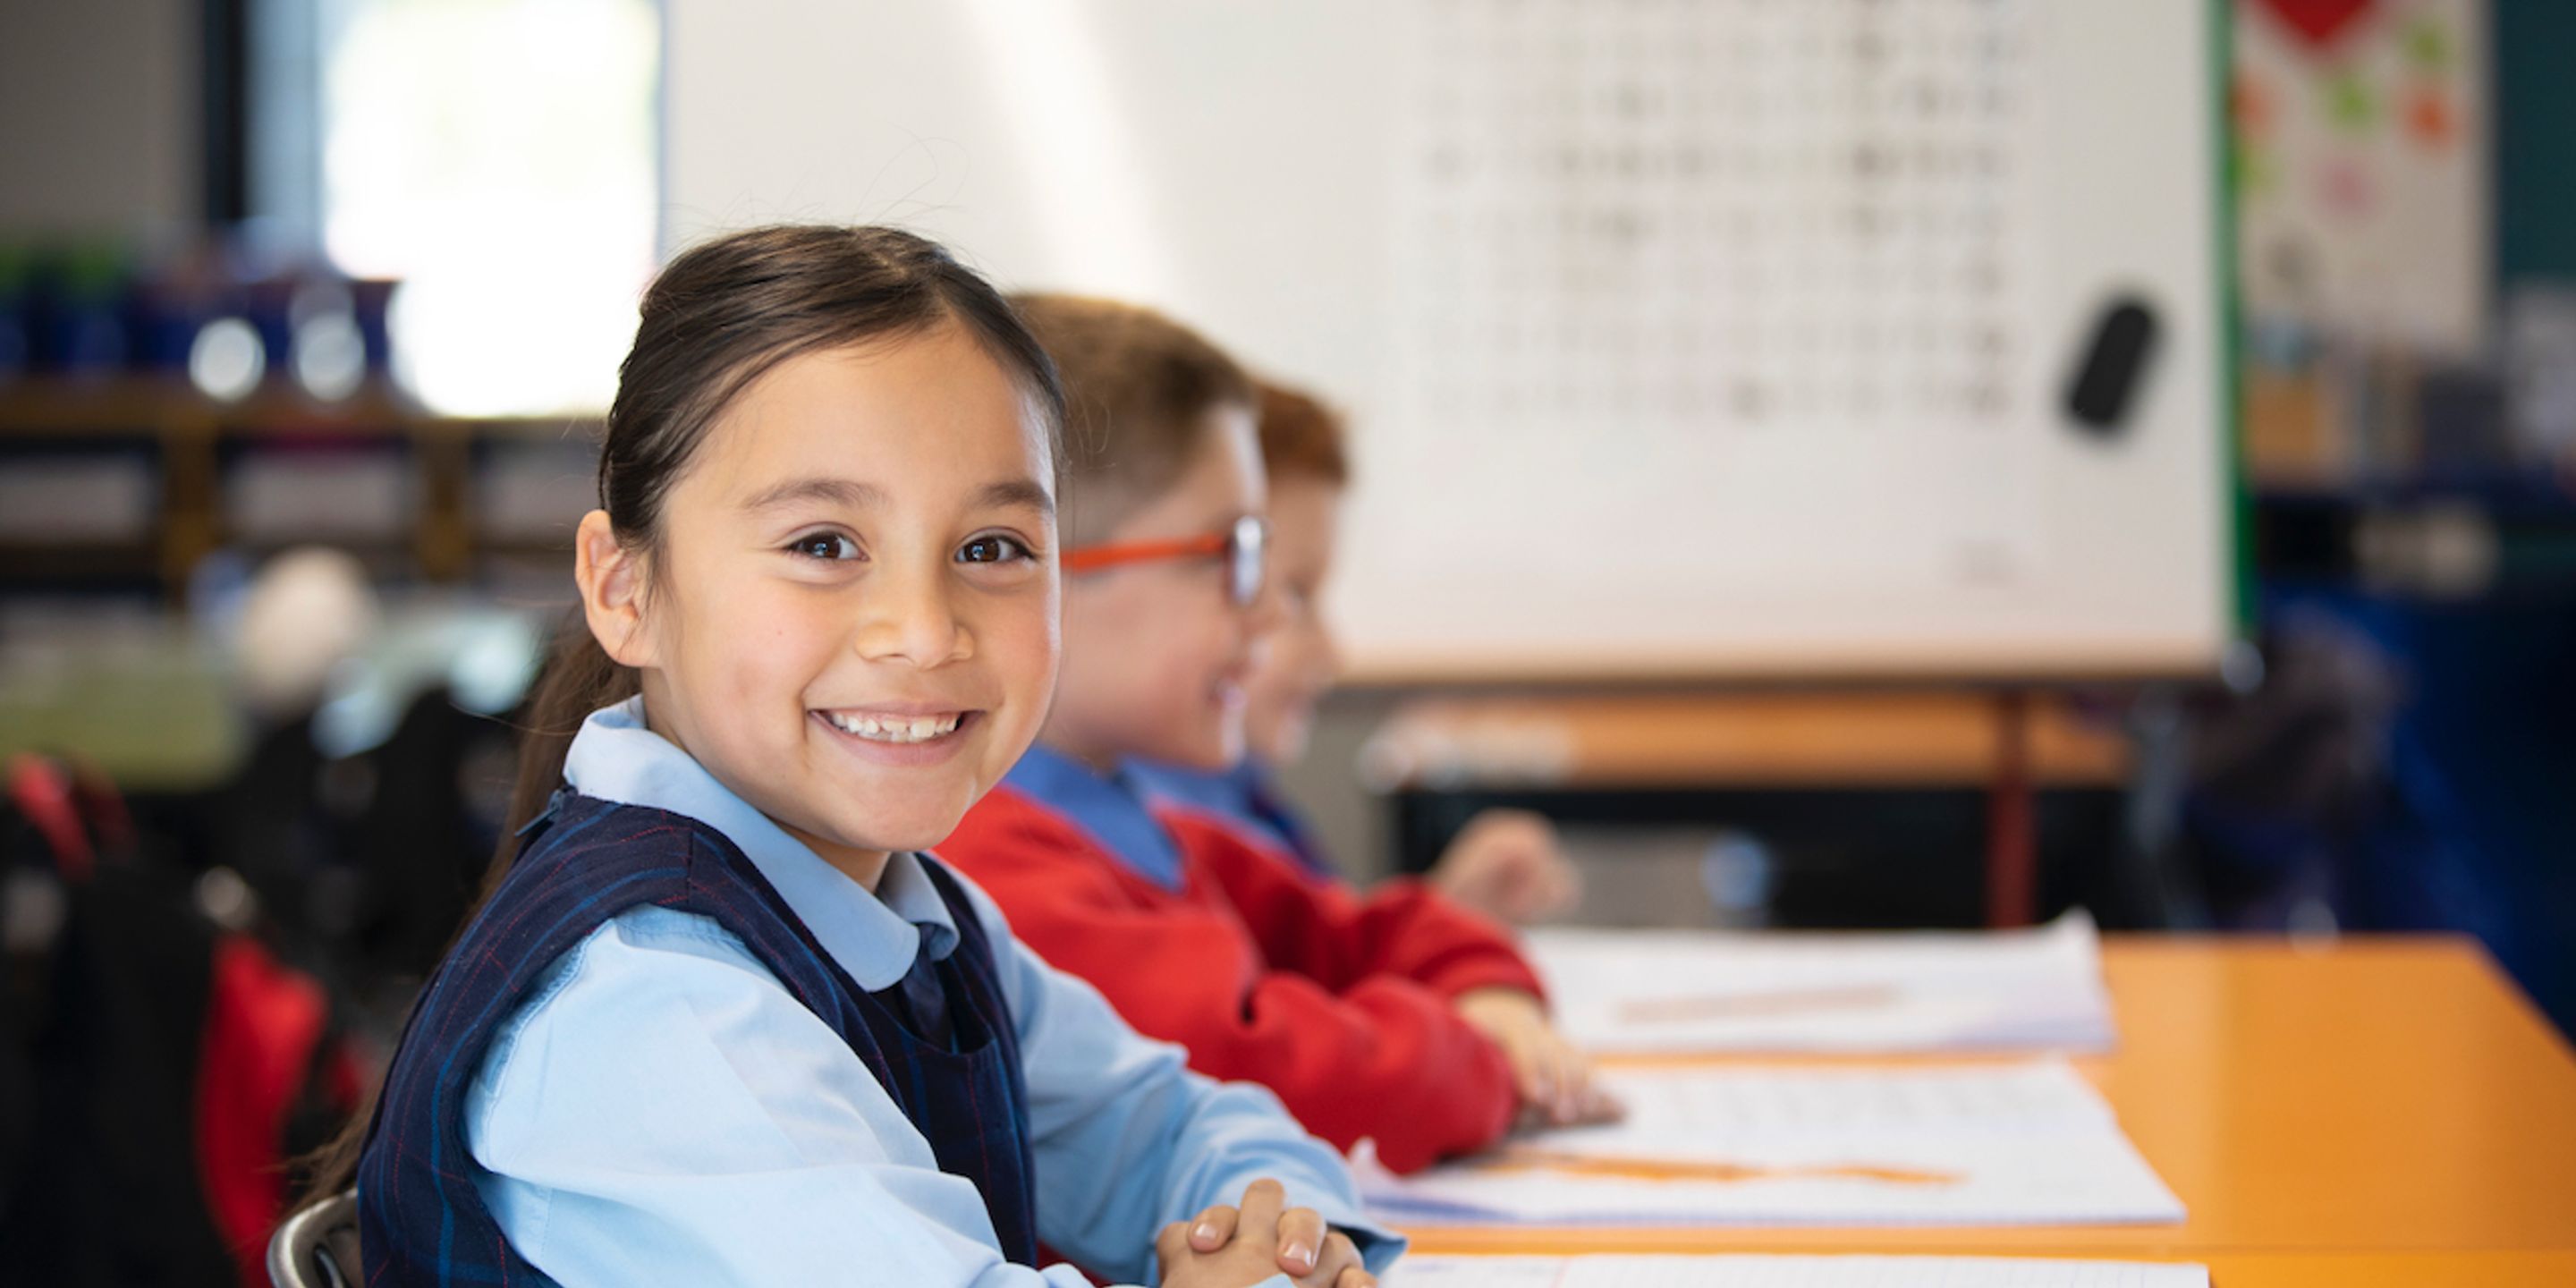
[852,562,969,666]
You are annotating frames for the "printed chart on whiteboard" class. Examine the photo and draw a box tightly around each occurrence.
[1335,0,2229,678]
[1387,0,2045,597]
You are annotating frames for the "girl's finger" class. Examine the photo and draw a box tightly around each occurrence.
[1317,1230,1363,1275]
[1275,1206,1326,1275]
[1334,1268,1378,1288]
[1234,1177,1288,1241]
[1188,1202,1239,1252]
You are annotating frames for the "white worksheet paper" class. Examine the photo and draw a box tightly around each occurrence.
[1360,1060,2182,1227]
[1527,913,2115,1055]
[1388,1255,2209,1288]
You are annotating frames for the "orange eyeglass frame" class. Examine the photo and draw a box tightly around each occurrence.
[1060,514,1269,606]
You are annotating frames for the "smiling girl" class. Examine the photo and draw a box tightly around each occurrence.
[292,226,1391,1288]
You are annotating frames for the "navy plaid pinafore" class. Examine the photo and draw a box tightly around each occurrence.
[354,792,1038,1284]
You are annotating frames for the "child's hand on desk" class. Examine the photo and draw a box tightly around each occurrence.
[1453,987,1625,1129]
[1158,1178,1376,1288]
[1430,809,1580,925]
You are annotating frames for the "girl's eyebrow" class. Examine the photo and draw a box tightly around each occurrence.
[977,479,1056,516]
[742,476,886,513]
[741,475,1055,516]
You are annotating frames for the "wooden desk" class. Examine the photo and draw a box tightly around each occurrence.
[1365,692,2130,791]
[1364,691,2131,924]
[1406,1253,2576,1286]
[1402,937,2576,1277]
[2187,1252,2576,1286]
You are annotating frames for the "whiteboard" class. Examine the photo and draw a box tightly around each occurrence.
[665,0,2233,682]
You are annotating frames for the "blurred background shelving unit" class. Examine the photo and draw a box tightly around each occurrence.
[0,378,593,601]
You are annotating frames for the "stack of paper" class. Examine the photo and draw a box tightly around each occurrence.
[1360,1060,2182,1228]
[1527,913,2115,1055]
[1390,1255,2208,1288]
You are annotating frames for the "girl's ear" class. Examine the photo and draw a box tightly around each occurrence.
[573,510,659,670]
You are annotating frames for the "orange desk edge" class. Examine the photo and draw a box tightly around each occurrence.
[1400,936,2576,1280]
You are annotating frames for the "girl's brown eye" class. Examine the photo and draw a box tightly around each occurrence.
[790,532,860,561]
[957,534,1033,564]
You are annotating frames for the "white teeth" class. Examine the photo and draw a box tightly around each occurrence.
[824,711,962,743]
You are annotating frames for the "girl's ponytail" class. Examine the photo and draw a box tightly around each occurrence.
[490,614,638,869]
[286,617,635,1216]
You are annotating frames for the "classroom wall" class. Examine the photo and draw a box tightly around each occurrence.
[0,0,199,237]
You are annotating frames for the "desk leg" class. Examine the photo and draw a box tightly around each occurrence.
[1987,689,2037,927]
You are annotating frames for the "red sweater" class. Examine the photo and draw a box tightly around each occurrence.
[938,782,1542,1173]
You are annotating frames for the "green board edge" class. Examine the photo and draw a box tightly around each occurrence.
[2214,0,2254,645]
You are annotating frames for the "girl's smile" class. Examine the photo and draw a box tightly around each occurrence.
[812,706,982,765]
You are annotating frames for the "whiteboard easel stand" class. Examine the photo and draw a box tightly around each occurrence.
[1986,688,2037,928]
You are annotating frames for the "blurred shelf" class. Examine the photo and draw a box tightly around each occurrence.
[0,377,589,442]
[476,537,577,559]
[0,377,600,599]
[0,542,166,584]
[0,377,212,436]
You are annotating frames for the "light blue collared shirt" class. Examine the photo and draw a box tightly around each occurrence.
[462,699,1401,1286]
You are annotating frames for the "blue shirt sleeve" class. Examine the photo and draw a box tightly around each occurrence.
[949,871,1407,1281]
[463,902,1400,1286]
[465,906,1106,1286]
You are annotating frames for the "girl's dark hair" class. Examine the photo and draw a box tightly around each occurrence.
[293,223,1063,1212]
